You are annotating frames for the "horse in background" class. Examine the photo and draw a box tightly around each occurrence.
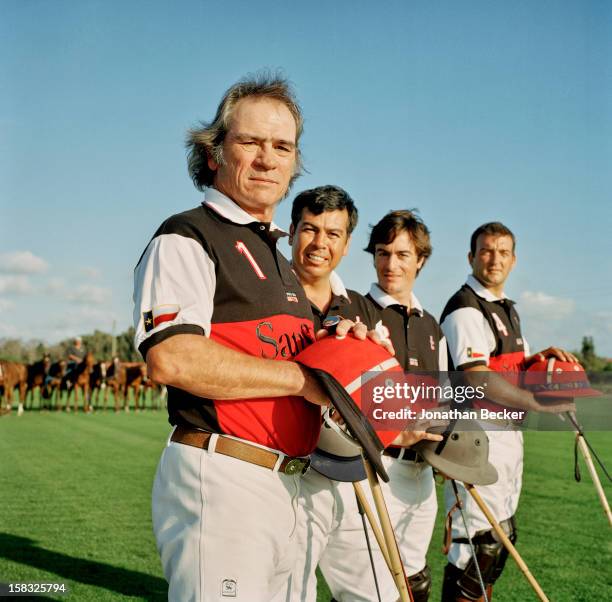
[42,360,68,410]
[62,352,95,413]
[24,355,52,410]
[0,360,27,416]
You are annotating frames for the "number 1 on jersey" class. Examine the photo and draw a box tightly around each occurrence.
[235,241,267,280]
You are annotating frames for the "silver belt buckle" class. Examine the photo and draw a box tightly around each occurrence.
[284,458,310,475]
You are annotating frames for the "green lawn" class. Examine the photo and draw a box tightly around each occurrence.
[0,411,610,601]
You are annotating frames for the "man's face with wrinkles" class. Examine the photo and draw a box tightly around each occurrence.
[209,97,298,222]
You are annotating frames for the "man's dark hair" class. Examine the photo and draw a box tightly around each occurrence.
[364,210,432,272]
[291,185,358,235]
[186,71,304,191]
[470,222,516,256]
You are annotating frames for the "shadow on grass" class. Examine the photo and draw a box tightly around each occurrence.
[0,533,167,601]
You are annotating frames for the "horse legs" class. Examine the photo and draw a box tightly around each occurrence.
[73,384,79,413]
[19,387,29,416]
[84,384,91,413]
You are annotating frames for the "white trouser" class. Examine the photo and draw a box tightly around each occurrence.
[445,429,523,569]
[152,433,301,602]
[294,455,437,602]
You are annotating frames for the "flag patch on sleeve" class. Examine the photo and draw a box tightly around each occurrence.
[467,347,485,359]
[143,305,180,332]
[143,310,154,332]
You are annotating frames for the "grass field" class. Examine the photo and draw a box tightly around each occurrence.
[0,411,610,601]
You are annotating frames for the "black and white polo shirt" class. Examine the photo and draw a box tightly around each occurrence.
[440,274,529,412]
[133,188,320,456]
[366,283,447,372]
[309,271,381,332]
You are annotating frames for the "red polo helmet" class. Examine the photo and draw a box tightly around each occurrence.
[295,333,405,482]
[523,357,602,398]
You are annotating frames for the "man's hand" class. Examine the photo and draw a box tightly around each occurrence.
[391,429,443,447]
[298,366,330,407]
[316,319,395,356]
[528,347,579,364]
[531,396,576,414]
[391,418,446,447]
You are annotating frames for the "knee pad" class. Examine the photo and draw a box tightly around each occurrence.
[408,565,432,602]
[441,563,464,602]
[457,516,517,600]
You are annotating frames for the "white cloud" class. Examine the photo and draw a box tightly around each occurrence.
[0,251,48,274]
[45,277,66,293]
[65,284,112,305]
[519,291,575,321]
[47,307,116,341]
[0,298,15,311]
[80,266,102,279]
[0,275,33,295]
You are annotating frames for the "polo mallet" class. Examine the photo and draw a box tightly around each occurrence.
[465,484,550,602]
[362,456,413,602]
[564,411,612,527]
[413,420,550,601]
[295,335,416,602]
[524,357,611,527]
[354,486,383,602]
[310,388,412,601]
[449,480,489,602]
[353,481,392,572]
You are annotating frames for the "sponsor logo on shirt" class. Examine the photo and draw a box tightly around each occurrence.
[409,358,419,367]
[286,291,299,303]
[256,321,315,359]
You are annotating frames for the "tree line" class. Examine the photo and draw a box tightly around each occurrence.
[0,327,141,364]
[1,332,610,372]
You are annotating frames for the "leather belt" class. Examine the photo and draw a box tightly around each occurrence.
[171,426,310,476]
[383,447,423,462]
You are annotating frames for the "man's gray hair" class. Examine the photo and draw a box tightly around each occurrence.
[186,72,304,191]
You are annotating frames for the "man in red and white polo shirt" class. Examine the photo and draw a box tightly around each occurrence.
[440,221,577,601]
[132,75,369,602]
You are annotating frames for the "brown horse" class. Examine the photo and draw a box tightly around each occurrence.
[115,361,147,411]
[42,360,67,410]
[62,352,95,412]
[90,359,119,411]
[24,355,52,410]
[0,360,27,416]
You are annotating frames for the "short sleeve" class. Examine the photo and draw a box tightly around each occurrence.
[438,335,449,372]
[133,233,216,358]
[441,307,492,369]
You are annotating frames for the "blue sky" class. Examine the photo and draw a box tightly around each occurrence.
[1,0,611,355]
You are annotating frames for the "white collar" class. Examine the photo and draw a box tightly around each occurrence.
[466,274,507,302]
[330,271,349,300]
[367,283,423,315]
[203,187,284,232]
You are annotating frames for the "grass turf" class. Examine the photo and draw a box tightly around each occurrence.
[0,411,610,601]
